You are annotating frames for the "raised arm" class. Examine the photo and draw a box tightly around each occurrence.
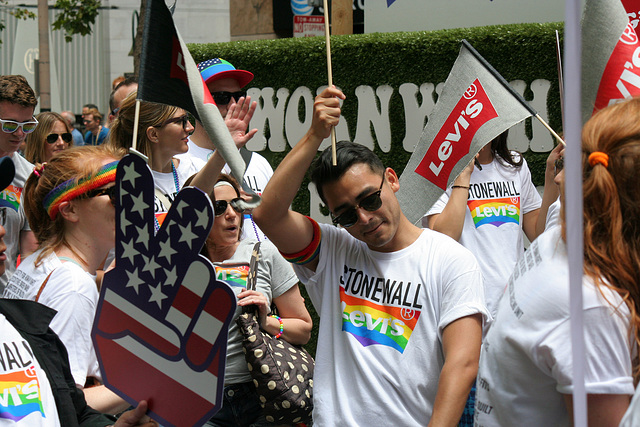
[427,160,475,241]
[252,86,345,272]
[534,143,563,237]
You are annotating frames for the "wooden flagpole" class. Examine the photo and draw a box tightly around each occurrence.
[323,0,337,166]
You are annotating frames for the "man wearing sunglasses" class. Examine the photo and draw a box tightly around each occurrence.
[189,57,273,241]
[0,75,39,293]
[253,87,489,426]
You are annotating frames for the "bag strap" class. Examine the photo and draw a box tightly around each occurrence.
[154,188,173,213]
[243,242,261,314]
[246,242,261,292]
[35,270,56,302]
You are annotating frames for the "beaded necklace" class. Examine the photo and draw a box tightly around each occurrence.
[153,159,180,233]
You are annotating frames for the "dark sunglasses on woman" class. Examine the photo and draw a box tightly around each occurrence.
[156,113,196,136]
[84,186,117,206]
[211,91,247,106]
[46,133,73,144]
[214,198,245,217]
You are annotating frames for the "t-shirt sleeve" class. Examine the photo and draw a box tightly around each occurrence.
[435,240,491,338]
[41,268,98,387]
[425,189,450,218]
[519,158,542,215]
[257,241,298,301]
[539,306,634,396]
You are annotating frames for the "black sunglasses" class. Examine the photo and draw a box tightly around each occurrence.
[46,133,73,144]
[156,113,196,135]
[211,91,247,105]
[84,186,116,206]
[331,176,385,228]
[214,198,244,217]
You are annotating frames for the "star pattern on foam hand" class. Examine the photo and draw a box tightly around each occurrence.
[126,267,145,294]
[158,238,177,265]
[130,191,147,218]
[164,265,178,288]
[142,255,161,280]
[121,237,137,265]
[178,222,198,250]
[148,282,167,309]
[195,207,209,230]
[122,162,141,185]
[135,224,150,251]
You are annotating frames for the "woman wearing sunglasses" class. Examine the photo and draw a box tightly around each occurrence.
[108,92,226,226]
[24,111,73,163]
[197,174,312,427]
[2,144,131,414]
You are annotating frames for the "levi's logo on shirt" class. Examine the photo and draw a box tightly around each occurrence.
[467,180,521,228]
[339,265,422,354]
[0,340,46,421]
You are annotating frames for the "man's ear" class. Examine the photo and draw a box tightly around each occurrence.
[146,126,160,144]
[385,167,400,192]
[58,200,80,223]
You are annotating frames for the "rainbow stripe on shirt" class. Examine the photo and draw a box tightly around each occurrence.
[215,265,250,288]
[0,366,45,421]
[0,185,22,212]
[468,196,520,228]
[340,287,421,354]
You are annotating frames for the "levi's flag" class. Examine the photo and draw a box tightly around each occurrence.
[137,0,249,193]
[397,40,534,225]
[581,0,640,123]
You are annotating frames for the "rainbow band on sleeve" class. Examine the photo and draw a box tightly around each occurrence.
[43,160,119,219]
[280,216,322,265]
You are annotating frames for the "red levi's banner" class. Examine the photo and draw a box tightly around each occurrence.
[621,0,640,28]
[414,79,498,191]
[397,40,534,225]
[582,0,640,122]
[592,22,640,113]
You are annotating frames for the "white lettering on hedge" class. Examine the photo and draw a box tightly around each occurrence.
[247,79,551,154]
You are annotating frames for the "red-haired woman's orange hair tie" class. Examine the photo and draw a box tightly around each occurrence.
[588,151,609,168]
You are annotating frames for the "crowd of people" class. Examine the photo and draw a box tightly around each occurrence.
[1,53,640,427]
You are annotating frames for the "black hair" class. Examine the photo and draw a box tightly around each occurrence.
[490,130,523,168]
[311,141,385,204]
[109,77,139,112]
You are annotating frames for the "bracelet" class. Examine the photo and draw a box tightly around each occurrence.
[271,315,284,338]
[452,185,470,190]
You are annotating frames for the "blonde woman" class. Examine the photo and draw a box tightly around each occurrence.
[24,111,73,163]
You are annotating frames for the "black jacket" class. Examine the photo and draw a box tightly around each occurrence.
[0,298,116,426]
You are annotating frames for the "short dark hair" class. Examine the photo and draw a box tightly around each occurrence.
[0,75,37,108]
[311,141,385,204]
[83,103,99,110]
[109,77,138,112]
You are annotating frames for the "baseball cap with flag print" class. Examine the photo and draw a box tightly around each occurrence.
[197,58,254,89]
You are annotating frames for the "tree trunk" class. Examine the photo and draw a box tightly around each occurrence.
[133,0,147,77]
[37,0,51,111]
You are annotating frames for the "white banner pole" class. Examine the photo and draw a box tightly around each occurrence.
[564,0,587,425]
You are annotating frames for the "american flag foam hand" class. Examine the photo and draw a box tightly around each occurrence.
[91,153,236,427]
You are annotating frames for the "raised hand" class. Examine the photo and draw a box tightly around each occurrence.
[92,154,236,427]
[225,95,258,148]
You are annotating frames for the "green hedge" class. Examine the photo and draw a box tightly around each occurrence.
[189,22,564,356]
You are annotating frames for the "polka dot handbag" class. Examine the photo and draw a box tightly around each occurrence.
[236,242,314,425]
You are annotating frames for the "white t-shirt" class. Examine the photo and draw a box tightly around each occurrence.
[151,154,205,215]
[620,383,640,427]
[475,226,634,427]
[2,250,102,387]
[293,224,489,426]
[0,153,33,293]
[186,140,274,241]
[545,197,561,231]
[426,156,541,317]
[212,239,298,384]
[0,313,60,426]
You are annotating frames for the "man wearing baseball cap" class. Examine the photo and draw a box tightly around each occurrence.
[0,75,39,293]
[190,58,273,241]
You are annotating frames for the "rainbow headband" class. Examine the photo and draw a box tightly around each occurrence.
[43,161,118,219]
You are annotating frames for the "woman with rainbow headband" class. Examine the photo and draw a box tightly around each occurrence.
[474,97,640,426]
[2,144,131,414]
[194,174,312,427]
